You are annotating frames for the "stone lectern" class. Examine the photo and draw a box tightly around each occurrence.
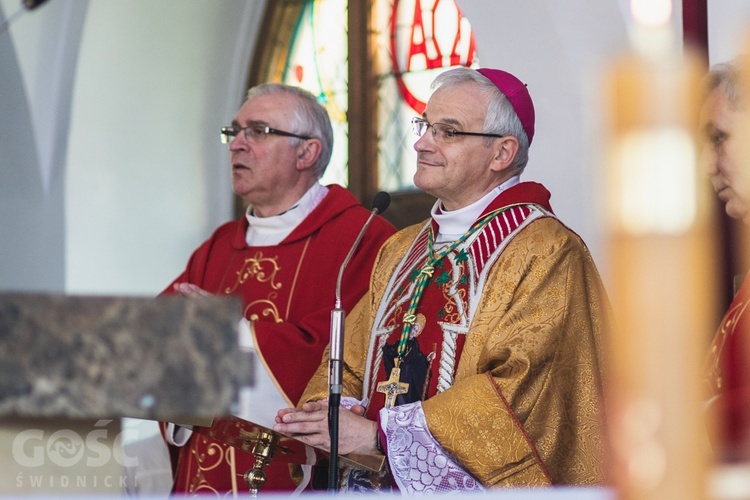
[0,292,253,495]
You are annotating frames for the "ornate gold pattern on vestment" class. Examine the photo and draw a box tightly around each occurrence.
[284,237,311,319]
[243,296,283,323]
[187,437,228,494]
[707,298,750,392]
[299,208,609,487]
[225,252,282,294]
[222,251,285,323]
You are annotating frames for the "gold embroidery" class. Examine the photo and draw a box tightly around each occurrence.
[285,237,311,319]
[187,438,226,494]
[225,252,282,294]
[301,215,609,485]
[244,294,283,323]
[707,298,750,392]
[223,252,285,323]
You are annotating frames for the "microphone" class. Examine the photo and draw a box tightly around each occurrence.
[334,191,390,309]
[328,191,390,492]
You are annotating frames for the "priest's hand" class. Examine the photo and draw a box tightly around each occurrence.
[273,401,379,455]
[172,282,212,297]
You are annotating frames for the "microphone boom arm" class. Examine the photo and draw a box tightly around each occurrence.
[328,192,390,492]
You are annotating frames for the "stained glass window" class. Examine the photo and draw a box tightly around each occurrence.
[375,0,478,191]
[266,0,478,193]
[280,0,349,187]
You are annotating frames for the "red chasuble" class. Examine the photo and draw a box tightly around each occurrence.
[706,275,750,461]
[162,185,395,495]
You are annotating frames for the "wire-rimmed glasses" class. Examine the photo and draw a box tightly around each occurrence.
[220,122,312,144]
[411,117,505,143]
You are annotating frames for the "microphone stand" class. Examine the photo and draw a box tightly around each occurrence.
[328,192,390,492]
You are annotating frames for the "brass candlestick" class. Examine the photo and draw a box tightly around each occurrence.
[242,429,279,496]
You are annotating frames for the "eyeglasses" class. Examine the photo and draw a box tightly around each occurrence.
[220,122,312,144]
[411,117,505,143]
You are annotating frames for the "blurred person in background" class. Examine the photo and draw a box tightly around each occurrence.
[701,59,750,463]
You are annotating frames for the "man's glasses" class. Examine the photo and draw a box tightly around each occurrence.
[411,117,504,143]
[220,122,312,144]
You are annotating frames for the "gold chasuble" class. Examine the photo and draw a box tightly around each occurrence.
[300,182,610,491]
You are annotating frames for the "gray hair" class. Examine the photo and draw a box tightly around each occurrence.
[431,67,530,173]
[245,83,334,178]
[706,60,744,111]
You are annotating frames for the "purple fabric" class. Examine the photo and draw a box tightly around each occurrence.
[380,402,484,493]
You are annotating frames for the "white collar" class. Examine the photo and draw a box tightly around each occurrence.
[245,183,328,246]
[431,176,520,243]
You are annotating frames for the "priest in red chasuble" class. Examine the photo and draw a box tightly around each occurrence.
[160,83,396,495]
[701,60,750,462]
[275,67,611,492]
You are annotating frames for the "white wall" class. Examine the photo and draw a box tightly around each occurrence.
[1,2,265,492]
[65,0,265,295]
[458,0,633,269]
[459,1,750,281]
[0,0,264,296]
[0,0,81,292]
[708,1,750,65]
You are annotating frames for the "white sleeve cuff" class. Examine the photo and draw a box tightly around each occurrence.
[238,318,254,350]
[379,402,483,493]
[164,422,193,447]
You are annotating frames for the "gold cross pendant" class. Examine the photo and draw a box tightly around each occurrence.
[376,358,409,409]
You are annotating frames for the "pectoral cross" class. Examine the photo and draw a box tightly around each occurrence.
[376,358,409,409]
